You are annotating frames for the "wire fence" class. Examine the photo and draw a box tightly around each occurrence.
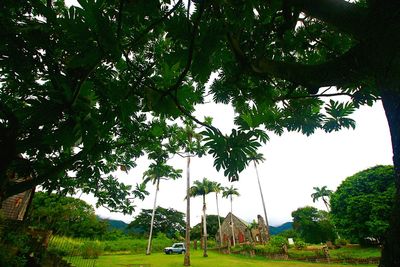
[48,235,98,267]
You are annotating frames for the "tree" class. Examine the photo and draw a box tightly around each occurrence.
[311,186,333,212]
[3,1,400,265]
[292,206,336,244]
[27,192,108,239]
[188,178,214,257]
[222,185,240,247]
[0,0,172,213]
[330,165,395,245]
[142,160,181,255]
[127,207,185,239]
[193,2,400,265]
[191,214,224,241]
[169,121,206,265]
[210,181,224,247]
[249,153,270,242]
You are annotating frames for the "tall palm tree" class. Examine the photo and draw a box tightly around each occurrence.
[211,181,224,247]
[143,161,181,255]
[179,121,204,266]
[222,185,240,247]
[249,152,270,242]
[188,178,214,257]
[311,186,333,212]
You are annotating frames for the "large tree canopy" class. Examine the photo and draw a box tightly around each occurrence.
[127,206,185,239]
[330,165,395,244]
[27,192,108,238]
[1,0,400,265]
[292,206,336,244]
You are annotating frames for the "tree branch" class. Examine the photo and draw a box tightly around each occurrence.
[134,0,183,45]
[275,92,353,102]
[162,1,206,97]
[227,33,367,90]
[5,151,84,198]
[116,0,125,41]
[286,0,368,39]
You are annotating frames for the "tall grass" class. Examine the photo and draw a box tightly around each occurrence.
[48,233,178,257]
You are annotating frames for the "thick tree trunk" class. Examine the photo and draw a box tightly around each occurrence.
[184,156,191,266]
[202,195,208,257]
[146,178,159,255]
[254,161,270,242]
[379,88,400,267]
[216,193,223,248]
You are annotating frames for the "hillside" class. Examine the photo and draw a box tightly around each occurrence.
[269,222,293,235]
[98,217,129,231]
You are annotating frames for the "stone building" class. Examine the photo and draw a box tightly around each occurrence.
[216,212,268,246]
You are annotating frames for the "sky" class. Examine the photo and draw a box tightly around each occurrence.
[82,100,393,227]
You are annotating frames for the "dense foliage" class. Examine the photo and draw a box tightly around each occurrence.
[330,165,395,244]
[191,215,224,240]
[292,206,336,244]
[27,192,108,239]
[128,206,185,239]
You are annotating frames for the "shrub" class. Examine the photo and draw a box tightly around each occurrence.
[0,221,32,267]
[294,239,307,250]
[81,241,104,259]
[266,235,289,254]
[335,238,349,247]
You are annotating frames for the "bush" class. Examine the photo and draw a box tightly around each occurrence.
[266,235,289,253]
[335,238,349,247]
[81,241,104,259]
[294,239,307,250]
[251,236,290,256]
[207,239,216,249]
[0,220,33,267]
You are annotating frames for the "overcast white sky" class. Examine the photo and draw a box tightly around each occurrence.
[82,100,393,227]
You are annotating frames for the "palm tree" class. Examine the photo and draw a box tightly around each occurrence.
[211,181,224,248]
[143,161,181,255]
[311,186,333,212]
[249,152,270,242]
[222,185,240,247]
[179,121,204,266]
[188,178,214,257]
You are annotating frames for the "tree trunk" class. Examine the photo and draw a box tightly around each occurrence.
[254,161,270,242]
[184,156,191,266]
[322,197,331,212]
[202,194,208,257]
[146,178,160,255]
[379,87,400,267]
[216,193,223,248]
[230,195,236,247]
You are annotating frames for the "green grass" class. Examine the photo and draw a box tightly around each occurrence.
[287,245,380,260]
[67,249,377,267]
[329,246,381,259]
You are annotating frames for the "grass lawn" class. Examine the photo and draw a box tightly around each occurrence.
[67,250,377,267]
